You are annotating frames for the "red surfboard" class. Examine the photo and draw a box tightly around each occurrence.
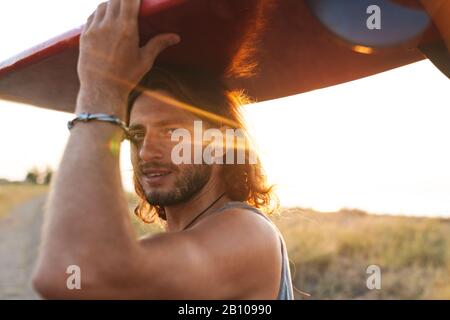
[0,0,445,113]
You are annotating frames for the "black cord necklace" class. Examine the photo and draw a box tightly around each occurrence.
[182,192,227,231]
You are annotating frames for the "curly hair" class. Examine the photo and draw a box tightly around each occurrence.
[127,65,278,224]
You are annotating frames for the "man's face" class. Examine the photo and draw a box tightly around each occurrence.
[129,90,212,206]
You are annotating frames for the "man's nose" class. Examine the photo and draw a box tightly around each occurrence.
[139,132,166,162]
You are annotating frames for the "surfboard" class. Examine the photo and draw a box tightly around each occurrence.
[0,0,445,113]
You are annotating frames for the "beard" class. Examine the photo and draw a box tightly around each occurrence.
[144,164,212,207]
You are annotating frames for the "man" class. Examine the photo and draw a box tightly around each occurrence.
[32,0,294,299]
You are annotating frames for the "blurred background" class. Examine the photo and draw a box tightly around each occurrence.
[0,0,449,299]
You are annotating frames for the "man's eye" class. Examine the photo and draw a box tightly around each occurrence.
[128,132,145,142]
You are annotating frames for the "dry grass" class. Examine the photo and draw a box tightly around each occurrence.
[271,208,450,299]
[0,183,49,219]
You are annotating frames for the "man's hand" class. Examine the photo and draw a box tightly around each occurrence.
[77,0,180,117]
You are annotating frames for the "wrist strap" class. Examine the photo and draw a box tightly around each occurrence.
[67,113,129,134]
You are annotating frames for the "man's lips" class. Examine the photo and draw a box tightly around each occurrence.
[139,167,174,185]
[141,168,172,177]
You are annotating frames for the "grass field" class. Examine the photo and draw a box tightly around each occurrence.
[0,183,49,219]
[271,208,450,299]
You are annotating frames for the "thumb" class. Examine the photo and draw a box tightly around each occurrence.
[141,33,181,65]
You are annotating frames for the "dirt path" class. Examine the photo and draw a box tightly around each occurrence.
[0,194,47,299]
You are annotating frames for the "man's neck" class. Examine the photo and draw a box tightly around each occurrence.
[163,176,230,232]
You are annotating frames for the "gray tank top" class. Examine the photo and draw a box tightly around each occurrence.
[215,201,295,300]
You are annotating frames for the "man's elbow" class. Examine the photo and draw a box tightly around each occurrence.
[32,269,67,299]
[32,260,83,299]
[32,261,128,299]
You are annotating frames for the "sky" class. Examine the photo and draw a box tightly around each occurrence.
[0,1,449,217]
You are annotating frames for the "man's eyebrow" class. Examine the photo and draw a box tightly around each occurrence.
[155,119,192,126]
[129,119,192,130]
[128,124,145,131]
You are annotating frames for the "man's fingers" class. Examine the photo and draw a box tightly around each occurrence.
[83,12,96,33]
[93,2,108,24]
[120,0,141,20]
[141,33,181,64]
[106,0,121,19]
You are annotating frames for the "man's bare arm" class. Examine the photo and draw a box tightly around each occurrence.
[35,205,281,299]
[32,0,181,296]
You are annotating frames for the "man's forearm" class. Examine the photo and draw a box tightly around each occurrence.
[36,92,138,280]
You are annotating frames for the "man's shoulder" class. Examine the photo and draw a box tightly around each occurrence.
[138,203,282,299]
[190,202,282,263]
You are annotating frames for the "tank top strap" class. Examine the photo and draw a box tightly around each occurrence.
[216,201,270,219]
